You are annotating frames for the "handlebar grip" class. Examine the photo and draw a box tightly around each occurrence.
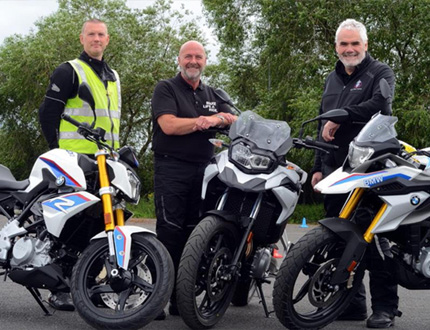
[304,137,339,150]
[61,113,82,128]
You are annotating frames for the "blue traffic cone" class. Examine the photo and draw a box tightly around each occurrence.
[300,217,308,228]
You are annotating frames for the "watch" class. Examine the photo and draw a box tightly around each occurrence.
[215,114,225,127]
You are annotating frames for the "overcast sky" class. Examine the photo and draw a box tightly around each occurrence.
[0,0,219,60]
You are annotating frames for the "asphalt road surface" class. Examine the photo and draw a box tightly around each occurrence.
[0,218,429,330]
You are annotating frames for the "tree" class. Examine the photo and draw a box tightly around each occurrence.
[0,0,203,196]
[203,0,430,202]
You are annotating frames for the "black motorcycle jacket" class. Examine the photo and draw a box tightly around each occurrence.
[312,53,395,173]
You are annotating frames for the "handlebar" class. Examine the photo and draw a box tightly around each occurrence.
[303,136,339,150]
[61,113,82,128]
[61,113,107,146]
[293,136,339,153]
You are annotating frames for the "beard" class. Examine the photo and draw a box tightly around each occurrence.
[180,64,203,81]
[338,51,366,69]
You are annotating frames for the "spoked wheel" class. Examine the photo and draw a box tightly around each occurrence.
[176,215,240,329]
[272,226,366,330]
[71,235,174,330]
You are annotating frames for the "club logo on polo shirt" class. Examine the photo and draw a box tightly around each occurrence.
[351,80,363,91]
[203,101,218,112]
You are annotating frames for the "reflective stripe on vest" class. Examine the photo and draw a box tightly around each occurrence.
[59,59,121,154]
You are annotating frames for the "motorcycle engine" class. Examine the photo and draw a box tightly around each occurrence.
[10,237,52,269]
[414,247,430,278]
[250,247,271,279]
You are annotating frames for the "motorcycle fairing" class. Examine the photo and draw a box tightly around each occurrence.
[42,191,100,237]
[203,151,302,194]
[26,149,87,192]
[371,191,430,233]
[315,166,421,194]
[272,186,300,224]
[91,226,156,270]
[107,159,132,197]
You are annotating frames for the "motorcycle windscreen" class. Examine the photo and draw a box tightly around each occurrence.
[229,110,293,156]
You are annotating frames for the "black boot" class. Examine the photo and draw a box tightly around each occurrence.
[48,292,75,312]
[366,311,395,328]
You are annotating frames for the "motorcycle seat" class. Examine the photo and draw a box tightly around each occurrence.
[0,165,29,190]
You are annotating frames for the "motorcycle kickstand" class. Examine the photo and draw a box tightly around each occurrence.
[255,279,273,318]
[26,286,52,316]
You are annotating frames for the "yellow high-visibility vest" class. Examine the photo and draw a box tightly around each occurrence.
[59,59,121,154]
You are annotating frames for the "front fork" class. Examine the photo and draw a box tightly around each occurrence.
[339,188,387,243]
[96,150,124,270]
[329,188,388,286]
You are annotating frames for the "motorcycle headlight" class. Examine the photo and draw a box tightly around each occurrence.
[230,143,273,172]
[127,169,141,204]
[348,141,374,169]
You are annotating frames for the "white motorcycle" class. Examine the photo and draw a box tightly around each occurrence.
[272,79,430,329]
[175,90,344,329]
[0,82,174,329]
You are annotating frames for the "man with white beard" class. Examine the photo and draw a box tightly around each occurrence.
[311,19,400,328]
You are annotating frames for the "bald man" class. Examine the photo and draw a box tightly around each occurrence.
[151,40,236,319]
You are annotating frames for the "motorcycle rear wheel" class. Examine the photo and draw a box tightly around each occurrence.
[176,215,240,329]
[70,235,174,330]
[272,226,365,330]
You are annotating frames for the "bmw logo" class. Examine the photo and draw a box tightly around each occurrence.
[410,195,420,205]
[55,176,65,186]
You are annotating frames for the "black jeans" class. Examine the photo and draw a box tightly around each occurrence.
[153,155,207,275]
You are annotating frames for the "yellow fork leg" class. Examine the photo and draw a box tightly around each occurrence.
[339,188,364,219]
[363,203,387,243]
[115,208,125,226]
[97,152,115,231]
[338,188,387,243]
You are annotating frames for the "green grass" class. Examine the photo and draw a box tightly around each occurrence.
[288,203,325,224]
[128,194,155,219]
[128,195,325,225]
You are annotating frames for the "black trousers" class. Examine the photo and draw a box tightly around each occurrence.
[153,155,207,286]
[325,192,399,314]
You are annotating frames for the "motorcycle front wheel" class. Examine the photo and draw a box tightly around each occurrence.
[272,226,365,330]
[176,215,240,329]
[70,234,174,330]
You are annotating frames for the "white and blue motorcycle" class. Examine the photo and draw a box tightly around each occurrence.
[0,83,173,329]
[272,80,430,329]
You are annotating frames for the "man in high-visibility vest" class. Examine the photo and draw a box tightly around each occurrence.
[38,18,120,311]
[39,18,120,155]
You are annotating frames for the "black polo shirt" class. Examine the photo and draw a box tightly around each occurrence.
[151,73,232,163]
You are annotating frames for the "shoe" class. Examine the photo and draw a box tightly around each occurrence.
[366,311,395,328]
[169,302,180,316]
[48,292,75,311]
[337,303,367,321]
[154,310,166,321]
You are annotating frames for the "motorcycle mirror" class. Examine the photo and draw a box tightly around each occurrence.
[379,78,392,115]
[214,88,241,114]
[315,109,349,123]
[78,82,97,128]
[298,109,349,139]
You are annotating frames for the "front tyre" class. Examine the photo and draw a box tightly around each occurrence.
[71,235,174,330]
[272,226,365,330]
[176,215,240,329]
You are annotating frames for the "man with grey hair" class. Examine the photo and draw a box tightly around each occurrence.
[311,19,400,328]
